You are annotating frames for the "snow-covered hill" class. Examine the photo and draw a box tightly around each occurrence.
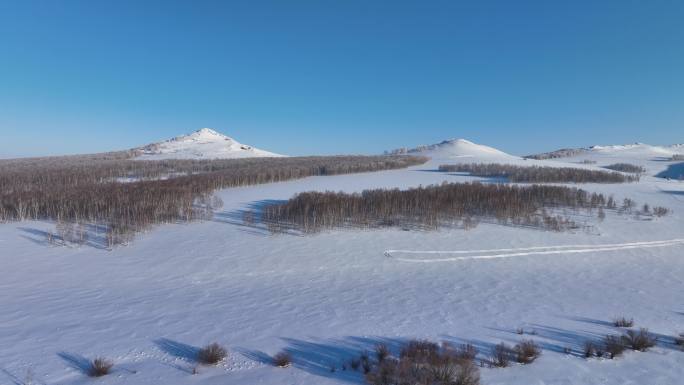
[388,138,517,160]
[134,128,284,160]
[529,142,683,160]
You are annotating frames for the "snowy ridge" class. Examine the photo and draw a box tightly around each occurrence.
[389,138,516,160]
[589,142,678,156]
[530,142,684,160]
[134,128,284,160]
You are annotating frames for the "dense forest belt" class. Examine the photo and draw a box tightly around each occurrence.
[438,163,639,183]
[602,163,646,174]
[262,182,666,233]
[0,155,427,245]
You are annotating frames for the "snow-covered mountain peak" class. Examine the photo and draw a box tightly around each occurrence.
[170,128,235,143]
[134,128,284,160]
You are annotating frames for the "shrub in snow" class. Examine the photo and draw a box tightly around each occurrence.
[375,344,390,364]
[514,340,541,364]
[675,333,684,348]
[489,343,514,368]
[197,343,227,365]
[365,339,480,385]
[622,328,656,351]
[273,351,292,367]
[443,342,478,361]
[653,206,669,217]
[613,316,634,328]
[583,341,598,358]
[604,335,626,359]
[89,357,113,377]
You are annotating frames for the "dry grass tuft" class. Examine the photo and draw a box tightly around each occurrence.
[89,358,113,377]
[273,351,292,368]
[622,328,656,351]
[613,316,634,328]
[197,343,227,365]
[514,340,541,364]
[604,335,626,359]
[489,343,514,368]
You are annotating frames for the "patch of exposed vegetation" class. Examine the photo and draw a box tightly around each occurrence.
[365,340,480,385]
[263,182,654,233]
[603,163,645,174]
[438,163,639,183]
[273,351,292,367]
[89,357,113,377]
[0,155,426,246]
[613,316,634,328]
[524,148,589,160]
[198,343,227,365]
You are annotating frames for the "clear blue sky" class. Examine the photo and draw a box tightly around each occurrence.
[1,0,683,158]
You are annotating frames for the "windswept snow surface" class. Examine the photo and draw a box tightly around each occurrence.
[134,128,284,160]
[1,150,684,385]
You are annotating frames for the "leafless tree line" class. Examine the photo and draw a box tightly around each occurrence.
[262,182,636,233]
[0,155,426,246]
[524,148,588,159]
[438,163,639,183]
[602,163,646,174]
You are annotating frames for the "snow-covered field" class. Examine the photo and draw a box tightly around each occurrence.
[1,142,683,385]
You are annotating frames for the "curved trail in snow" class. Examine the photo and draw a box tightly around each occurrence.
[385,238,684,263]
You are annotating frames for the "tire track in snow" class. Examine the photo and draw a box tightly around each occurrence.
[385,238,684,263]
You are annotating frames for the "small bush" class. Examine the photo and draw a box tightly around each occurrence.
[197,343,227,365]
[89,357,113,377]
[675,333,684,346]
[273,351,292,368]
[489,343,513,368]
[365,360,397,385]
[604,335,626,359]
[450,343,478,361]
[400,339,439,362]
[359,351,372,374]
[514,340,541,364]
[583,341,597,358]
[622,328,656,351]
[613,316,634,327]
[375,344,390,363]
[653,206,669,217]
[365,339,480,385]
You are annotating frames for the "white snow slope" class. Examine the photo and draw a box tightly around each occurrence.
[1,144,684,385]
[390,138,518,160]
[134,128,284,160]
